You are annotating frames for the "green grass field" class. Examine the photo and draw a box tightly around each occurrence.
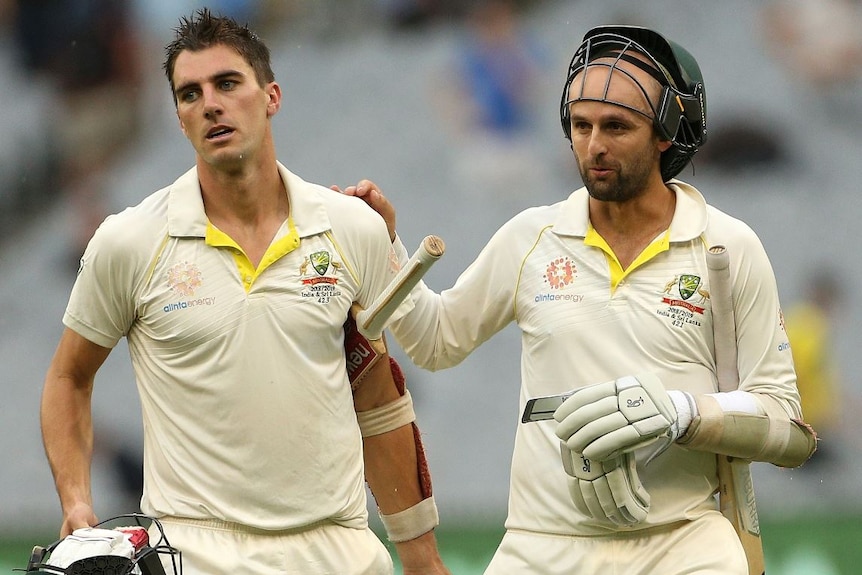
[3,515,860,574]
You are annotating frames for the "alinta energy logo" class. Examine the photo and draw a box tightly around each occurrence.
[163,261,216,313]
[535,256,583,304]
[544,257,575,290]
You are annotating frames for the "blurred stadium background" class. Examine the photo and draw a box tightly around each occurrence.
[1,0,861,573]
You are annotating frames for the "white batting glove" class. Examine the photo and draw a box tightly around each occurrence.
[561,445,650,526]
[554,374,693,462]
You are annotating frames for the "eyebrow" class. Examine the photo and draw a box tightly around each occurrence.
[569,104,648,125]
[174,69,245,97]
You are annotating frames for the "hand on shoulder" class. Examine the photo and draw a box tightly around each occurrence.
[331,179,397,242]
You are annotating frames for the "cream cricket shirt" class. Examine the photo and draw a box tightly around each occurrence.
[390,181,800,536]
[64,163,402,531]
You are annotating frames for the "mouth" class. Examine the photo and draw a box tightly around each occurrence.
[589,166,614,177]
[206,126,235,141]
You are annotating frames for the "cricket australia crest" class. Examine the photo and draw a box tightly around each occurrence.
[658,273,708,324]
[300,250,342,304]
[310,250,331,275]
[678,274,701,300]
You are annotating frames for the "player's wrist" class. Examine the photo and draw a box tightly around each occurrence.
[394,529,450,574]
[667,390,696,440]
[380,495,439,543]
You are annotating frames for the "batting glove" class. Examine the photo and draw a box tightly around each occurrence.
[554,374,695,462]
[561,445,650,526]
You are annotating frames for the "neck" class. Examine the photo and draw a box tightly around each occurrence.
[589,184,676,270]
[589,183,675,236]
[197,144,286,225]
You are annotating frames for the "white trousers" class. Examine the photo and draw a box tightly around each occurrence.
[151,517,393,575]
[485,511,747,575]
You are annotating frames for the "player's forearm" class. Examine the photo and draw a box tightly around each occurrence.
[41,374,95,513]
[677,390,817,467]
[364,425,448,571]
[363,425,425,515]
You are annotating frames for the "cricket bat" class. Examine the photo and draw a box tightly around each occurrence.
[706,244,766,575]
[345,234,445,385]
[356,234,445,341]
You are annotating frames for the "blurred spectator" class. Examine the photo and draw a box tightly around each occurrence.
[784,271,846,467]
[761,0,862,125]
[376,0,451,28]
[11,0,144,263]
[695,116,791,172]
[432,0,553,201]
[0,2,62,244]
[134,0,286,39]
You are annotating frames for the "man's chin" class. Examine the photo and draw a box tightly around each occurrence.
[585,181,616,200]
[204,150,248,169]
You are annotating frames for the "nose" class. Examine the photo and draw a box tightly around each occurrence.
[586,129,607,158]
[201,85,223,118]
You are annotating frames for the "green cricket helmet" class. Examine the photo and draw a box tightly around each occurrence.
[560,25,707,181]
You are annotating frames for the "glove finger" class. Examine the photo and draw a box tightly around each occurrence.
[553,380,618,420]
[561,409,627,451]
[592,475,628,526]
[579,478,610,521]
[567,477,592,517]
[560,443,577,477]
[607,465,648,524]
[581,426,644,461]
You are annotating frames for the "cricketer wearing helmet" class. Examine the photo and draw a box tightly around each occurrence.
[348,25,816,574]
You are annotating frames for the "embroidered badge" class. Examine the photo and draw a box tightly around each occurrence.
[300,250,342,304]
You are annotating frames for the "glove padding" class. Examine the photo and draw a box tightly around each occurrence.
[561,444,650,526]
[554,374,678,461]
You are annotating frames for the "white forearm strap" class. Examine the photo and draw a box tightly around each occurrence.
[356,390,415,437]
[379,496,439,542]
[678,394,816,468]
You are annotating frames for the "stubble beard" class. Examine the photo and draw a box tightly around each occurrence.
[579,151,655,203]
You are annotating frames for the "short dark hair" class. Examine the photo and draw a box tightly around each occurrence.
[163,8,275,103]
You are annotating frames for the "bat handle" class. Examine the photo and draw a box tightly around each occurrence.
[356,235,445,340]
[706,244,729,271]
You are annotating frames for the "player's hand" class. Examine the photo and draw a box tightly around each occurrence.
[553,374,682,461]
[60,501,98,538]
[394,531,452,575]
[331,179,396,242]
[561,446,650,526]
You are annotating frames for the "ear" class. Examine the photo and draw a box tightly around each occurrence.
[266,82,282,118]
[657,139,673,153]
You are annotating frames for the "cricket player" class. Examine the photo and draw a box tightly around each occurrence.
[39,9,449,575]
[346,25,817,574]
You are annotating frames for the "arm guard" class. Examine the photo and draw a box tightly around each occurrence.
[677,393,817,468]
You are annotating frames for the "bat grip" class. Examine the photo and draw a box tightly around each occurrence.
[706,244,739,393]
[356,235,445,340]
